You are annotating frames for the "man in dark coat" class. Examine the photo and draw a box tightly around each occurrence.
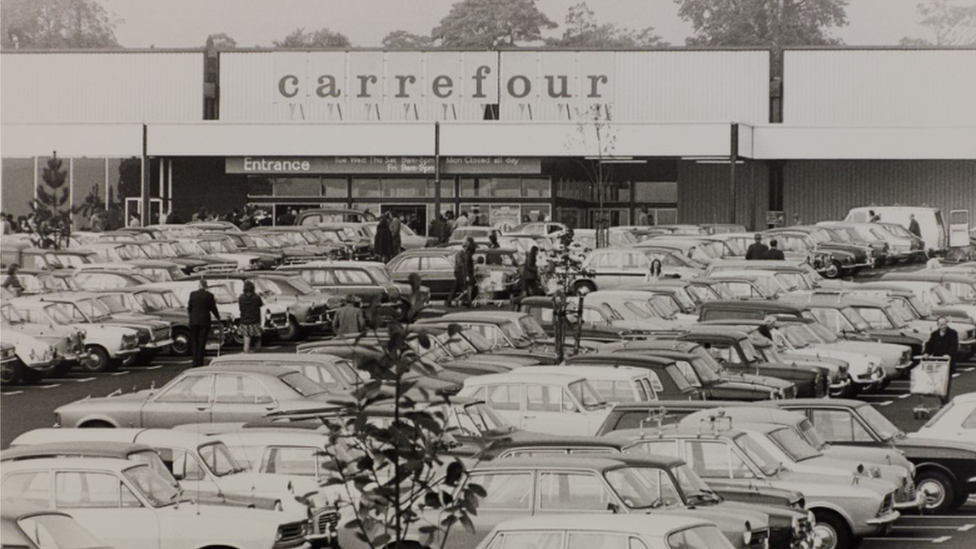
[745,234,768,260]
[764,239,786,260]
[924,316,959,404]
[187,279,221,367]
[908,214,922,238]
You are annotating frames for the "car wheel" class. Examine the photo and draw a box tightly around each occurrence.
[573,281,595,295]
[822,261,842,279]
[833,382,859,399]
[280,317,301,342]
[812,509,852,549]
[0,359,22,385]
[170,329,191,356]
[49,359,73,377]
[80,420,114,428]
[81,345,116,373]
[917,469,956,514]
[121,353,138,368]
[18,367,45,385]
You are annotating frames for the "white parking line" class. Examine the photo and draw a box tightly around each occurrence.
[959,524,974,532]
[963,367,975,372]
[952,373,961,378]
[901,515,976,520]
[934,536,951,543]
[74,377,95,383]
[877,400,894,406]
[109,371,130,376]
[145,365,164,370]
[1,391,24,396]
[863,537,946,543]
[38,384,61,389]
[899,393,912,399]
[892,526,963,530]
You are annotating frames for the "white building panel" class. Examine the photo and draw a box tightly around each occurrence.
[754,126,976,159]
[784,49,976,126]
[1,124,144,157]
[0,52,203,123]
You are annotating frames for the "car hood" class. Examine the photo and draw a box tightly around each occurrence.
[820,341,909,368]
[786,456,907,485]
[790,348,878,374]
[897,435,976,458]
[4,322,78,339]
[823,445,913,472]
[767,469,895,497]
[655,506,769,537]
[933,304,976,322]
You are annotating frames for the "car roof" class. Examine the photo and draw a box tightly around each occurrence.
[1,441,157,462]
[951,393,976,405]
[490,513,713,536]
[1,457,141,473]
[200,363,297,377]
[682,407,806,427]
[463,371,587,385]
[210,353,348,367]
[773,398,866,409]
[511,365,652,380]
[435,311,525,322]
[279,260,387,269]
[209,429,329,445]
[571,353,676,366]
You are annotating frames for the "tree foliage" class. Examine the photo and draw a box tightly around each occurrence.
[433,0,557,48]
[382,30,435,49]
[205,32,237,49]
[900,0,976,46]
[547,2,666,47]
[1,0,120,50]
[316,319,484,549]
[273,27,352,48]
[676,0,849,47]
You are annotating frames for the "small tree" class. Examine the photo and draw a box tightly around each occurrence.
[571,103,617,248]
[317,319,485,549]
[540,229,594,361]
[28,153,71,248]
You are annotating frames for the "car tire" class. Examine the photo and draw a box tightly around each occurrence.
[49,359,73,377]
[0,359,22,385]
[18,367,45,385]
[79,420,114,428]
[812,509,852,549]
[834,382,859,399]
[81,345,116,373]
[917,469,956,514]
[170,329,191,356]
[823,261,842,279]
[280,317,301,342]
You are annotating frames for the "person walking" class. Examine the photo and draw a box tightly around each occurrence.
[745,234,768,260]
[908,214,922,238]
[405,273,427,322]
[332,296,366,336]
[463,237,478,306]
[488,231,501,249]
[187,279,221,367]
[389,213,402,255]
[2,264,24,297]
[374,213,395,262]
[238,280,264,353]
[924,316,959,404]
[521,246,541,297]
[644,258,663,282]
[456,211,470,229]
[764,239,785,260]
[446,248,470,308]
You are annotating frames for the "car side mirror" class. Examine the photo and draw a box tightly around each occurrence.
[607,502,620,514]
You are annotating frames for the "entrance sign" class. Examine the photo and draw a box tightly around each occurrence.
[226,157,542,175]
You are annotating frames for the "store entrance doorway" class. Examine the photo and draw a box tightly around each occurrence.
[381,205,427,235]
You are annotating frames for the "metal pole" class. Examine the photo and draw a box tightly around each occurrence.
[141,123,151,227]
[434,121,441,232]
[729,123,739,225]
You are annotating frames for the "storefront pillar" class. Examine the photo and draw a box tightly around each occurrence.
[729,123,739,225]
[141,123,151,227]
[434,121,442,222]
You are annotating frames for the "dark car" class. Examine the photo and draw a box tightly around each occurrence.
[277,260,419,319]
[671,326,828,398]
[516,296,633,341]
[773,398,976,513]
[761,229,862,279]
[595,400,761,436]
[387,247,519,301]
[566,353,705,400]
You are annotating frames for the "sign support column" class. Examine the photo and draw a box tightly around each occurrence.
[729,123,739,225]
[434,122,441,224]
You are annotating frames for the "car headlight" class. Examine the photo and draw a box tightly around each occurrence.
[872,364,884,380]
[870,466,882,478]
[275,528,283,542]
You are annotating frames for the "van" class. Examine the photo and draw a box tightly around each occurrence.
[845,206,947,253]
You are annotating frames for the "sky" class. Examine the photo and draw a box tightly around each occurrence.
[99,0,945,49]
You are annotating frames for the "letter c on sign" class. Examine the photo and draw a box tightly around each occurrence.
[279,75,299,98]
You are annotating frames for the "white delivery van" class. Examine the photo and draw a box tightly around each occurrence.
[846,206,950,253]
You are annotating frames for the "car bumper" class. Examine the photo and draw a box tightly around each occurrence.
[142,338,174,350]
[829,377,853,393]
[307,508,338,547]
[22,357,62,372]
[894,490,927,511]
[864,510,900,529]
[109,348,140,359]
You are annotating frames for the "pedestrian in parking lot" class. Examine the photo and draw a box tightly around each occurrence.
[488,231,501,249]
[764,239,785,260]
[237,280,264,353]
[333,296,365,336]
[908,214,922,238]
[745,233,768,260]
[446,248,470,308]
[869,210,881,223]
[2,263,24,297]
[405,273,426,322]
[924,316,959,404]
[389,213,402,254]
[521,246,541,297]
[645,258,663,282]
[187,279,221,367]
[374,213,395,262]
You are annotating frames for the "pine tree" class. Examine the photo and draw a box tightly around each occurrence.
[29,152,70,248]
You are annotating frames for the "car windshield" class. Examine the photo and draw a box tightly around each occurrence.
[806,322,839,343]
[447,402,515,436]
[518,316,548,340]
[768,427,821,462]
[798,418,829,450]
[1,304,26,324]
[17,513,106,549]
[281,371,328,397]
[888,299,919,322]
[95,295,129,314]
[776,235,812,253]
[284,277,317,295]
[605,466,675,509]
[209,285,237,305]
[858,404,900,441]
[123,465,182,507]
[840,307,872,331]
[199,442,244,476]
[647,295,678,319]
[671,463,715,502]
[688,357,721,384]
[569,380,608,410]
[738,338,759,363]
[931,285,959,306]
[363,266,390,285]
[686,284,721,305]
[733,434,781,476]
[40,304,74,324]
[778,326,810,349]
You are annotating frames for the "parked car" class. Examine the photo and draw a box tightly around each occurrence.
[277,260,419,319]
[0,458,308,549]
[75,260,186,282]
[566,353,705,401]
[515,295,667,340]
[761,230,864,279]
[0,503,109,549]
[845,206,946,254]
[13,269,75,294]
[511,365,659,405]
[53,365,344,429]
[1,241,96,271]
[1,302,89,380]
[773,399,976,513]
[910,392,976,443]
[387,247,518,301]
[294,208,376,225]
[573,247,701,294]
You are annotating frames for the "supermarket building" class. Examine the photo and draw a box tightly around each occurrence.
[1,47,974,231]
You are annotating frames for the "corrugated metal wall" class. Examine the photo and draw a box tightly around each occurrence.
[784,49,976,126]
[783,160,976,223]
[0,52,204,122]
[677,160,769,231]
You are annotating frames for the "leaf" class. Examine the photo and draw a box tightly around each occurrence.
[445,461,464,485]
[371,533,392,547]
[468,482,487,498]
[459,514,476,534]
[417,332,432,349]
[424,491,442,508]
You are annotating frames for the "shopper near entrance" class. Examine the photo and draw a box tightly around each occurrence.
[187,279,221,367]
[908,214,922,238]
[456,211,470,228]
[332,296,366,336]
[389,213,402,254]
[924,316,959,403]
[764,239,785,260]
[745,234,768,260]
[636,207,654,226]
[374,213,395,262]
[237,280,264,353]
[521,246,541,297]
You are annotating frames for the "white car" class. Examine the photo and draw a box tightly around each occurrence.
[0,458,308,549]
[911,393,976,443]
[10,297,140,373]
[0,330,59,384]
[508,365,660,405]
[458,371,613,436]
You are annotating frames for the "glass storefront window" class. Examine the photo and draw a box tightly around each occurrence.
[1,158,35,220]
[634,182,678,203]
[604,181,631,202]
[522,178,551,198]
[654,209,678,224]
[275,178,322,197]
[460,204,492,227]
[73,158,107,230]
[490,178,521,198]
[323,179,347,197]
[489,205,521,231]
[523,205,551,224]
[437,179,456,198]
[557,207,584,229]
[459,178,482,197]
[381,178,428,198]
[247,176,273,197]
[352,178,382,198]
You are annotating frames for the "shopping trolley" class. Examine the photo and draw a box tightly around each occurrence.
[911,355,952,419]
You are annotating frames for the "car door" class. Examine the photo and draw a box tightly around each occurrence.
[588,252,621,289]
[422,255,456,297]
[440,470,536,549]
[209,373,279,423]
[619,251,650,286]
[334,268,384,302]
[796,407,878,448]
[522,383,583,436]
[681,439,760,484]
[53,470,161,549]
[481,384,524,428]
[140,373,214,428]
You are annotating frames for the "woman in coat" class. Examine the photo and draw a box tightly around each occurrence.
[374,213,395,262]
[238,280,264,353]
